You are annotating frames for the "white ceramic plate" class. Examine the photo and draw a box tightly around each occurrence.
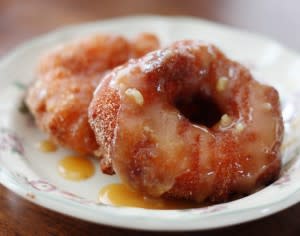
[1,16,300,231]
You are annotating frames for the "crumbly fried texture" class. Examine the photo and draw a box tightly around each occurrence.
[89,40,283,203]
[26,33,160,155]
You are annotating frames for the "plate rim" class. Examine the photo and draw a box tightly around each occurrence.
[1,167,300,231]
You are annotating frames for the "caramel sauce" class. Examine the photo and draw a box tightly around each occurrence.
[58,156,95,181]
[98,183,200,209]
[38,139,57,152]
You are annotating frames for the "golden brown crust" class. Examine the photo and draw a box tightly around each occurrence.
[89,40,284,203]
[26,33,160,155]
[88,75,120,174]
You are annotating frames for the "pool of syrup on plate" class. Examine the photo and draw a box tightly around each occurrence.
[98,183,201,209]
[39,139,200,209]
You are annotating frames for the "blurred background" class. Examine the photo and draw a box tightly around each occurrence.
[0,0,299,57]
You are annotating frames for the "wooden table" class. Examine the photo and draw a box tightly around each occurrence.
[1,0,299,235]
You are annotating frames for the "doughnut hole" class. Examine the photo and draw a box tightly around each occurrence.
[175,94,223,128]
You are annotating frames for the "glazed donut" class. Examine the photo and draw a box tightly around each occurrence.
[26,33,159,156]
[89,40,284,202]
